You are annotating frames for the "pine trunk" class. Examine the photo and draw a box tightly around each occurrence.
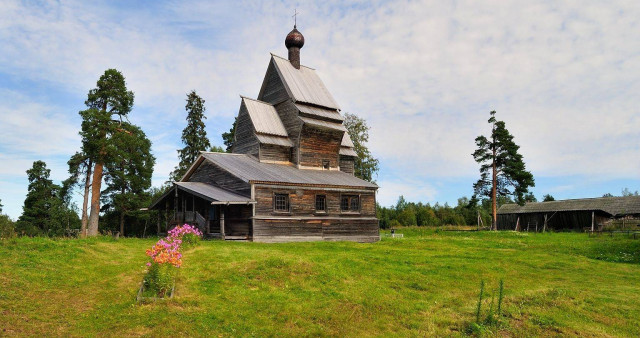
[492,145,497,231]
[87,162,103,236]
[119,211,125,237]
[80,159,92,237]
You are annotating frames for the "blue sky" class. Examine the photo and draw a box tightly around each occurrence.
[0,0,639,219]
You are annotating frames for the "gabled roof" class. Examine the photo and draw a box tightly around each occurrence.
[498,196,640,216]
[198,152,377,189]
[270,54,340,110]
[242,97,288,137]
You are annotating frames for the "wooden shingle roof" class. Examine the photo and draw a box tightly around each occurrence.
[271,54,340,110]
[498,196,640,216]
[199,152,377,189]
[241,97,288,137]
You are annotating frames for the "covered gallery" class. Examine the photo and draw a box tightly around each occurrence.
[497,196,640,231]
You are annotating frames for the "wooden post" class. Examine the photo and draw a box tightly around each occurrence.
[591,211,595,232]
[220,206,226,240]
[543,214,548,233]
[477,212,480,231]
[515,217,520,232]
[205,208,210,236]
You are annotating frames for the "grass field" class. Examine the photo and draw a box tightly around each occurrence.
[1,229,639,336]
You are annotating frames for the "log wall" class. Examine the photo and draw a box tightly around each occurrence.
[298,124,342,168]
[252,185,379,242]
[339,155,355,175]
[260,144,291,162]
[233,102,260,157]
[258,61,290,104]
[189,161,251,197]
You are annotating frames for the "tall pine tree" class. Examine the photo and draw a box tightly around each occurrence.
[171,91,211,181]
[80,69,134,236]
[343,112,379,182]
[472,111,534,230]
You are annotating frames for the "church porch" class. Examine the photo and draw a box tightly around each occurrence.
[149,182,255,240]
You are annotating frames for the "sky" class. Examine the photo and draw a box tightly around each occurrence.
[0,0,638,220]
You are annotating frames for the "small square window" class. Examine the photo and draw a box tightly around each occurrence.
[322,160,330,169]
[315,195,326,212]
[274,193,289,212]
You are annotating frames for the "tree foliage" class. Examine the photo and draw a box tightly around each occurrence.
[472,111,534,229]
[343,113,379,182]
[170,91,211,181]
[15,161,80,236]
[377,195,485,229]
[102,123,155,236]
[542,194,555,202]
[222,117,237,153]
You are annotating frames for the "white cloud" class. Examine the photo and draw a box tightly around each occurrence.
[0,0,639,218]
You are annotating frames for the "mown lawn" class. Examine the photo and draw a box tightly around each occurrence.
[1,230,639,336]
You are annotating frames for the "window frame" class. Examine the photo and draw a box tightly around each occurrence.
[315,194,327,213]
[340,194,361,213]
[273,192,290,213]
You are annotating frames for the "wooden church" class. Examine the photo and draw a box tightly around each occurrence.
[149,26,380,242]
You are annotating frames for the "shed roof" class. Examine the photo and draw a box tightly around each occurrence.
[255,133,294,147]
[339,147,358,157]
[300,116,347,132]
[271,54,340,110]
[341,133,355,148]
[149,181,254,209]
[199,152,377,189]
[295,103,343,122]
[242,97,288,137]
[498,196,640,216]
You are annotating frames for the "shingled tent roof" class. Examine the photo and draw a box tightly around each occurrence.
[188,152,377,189]
[498,196,640,216]
[269,54,340,110]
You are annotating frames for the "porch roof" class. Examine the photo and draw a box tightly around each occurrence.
[149,182,255,209]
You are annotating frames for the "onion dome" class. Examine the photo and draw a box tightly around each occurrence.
[285,26,305,49]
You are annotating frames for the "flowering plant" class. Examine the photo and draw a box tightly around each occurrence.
[142,224,203,297]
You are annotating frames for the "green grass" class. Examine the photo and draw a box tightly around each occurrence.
[1,230,639,336]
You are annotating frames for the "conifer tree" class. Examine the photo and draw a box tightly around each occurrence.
[472,111,534,230]
[16,161,79,236]
[343,113,379,182]
[80,69,134,236]
[222,117,237,153]
[171,91,210,181]
[103,123,155,236]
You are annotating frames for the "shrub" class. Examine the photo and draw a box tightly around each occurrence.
[0,214,16,239]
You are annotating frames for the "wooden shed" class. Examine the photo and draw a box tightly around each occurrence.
[497,196,640,231]
[149,25,379,242]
